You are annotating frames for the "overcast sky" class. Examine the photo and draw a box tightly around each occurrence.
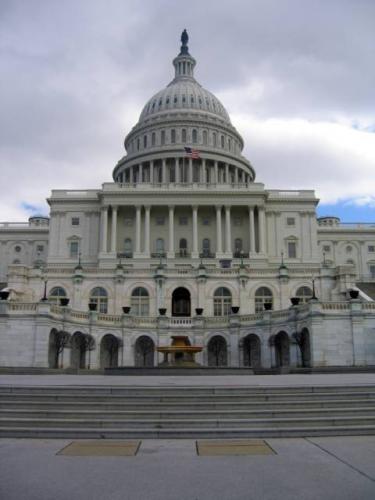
[1,0,375,222]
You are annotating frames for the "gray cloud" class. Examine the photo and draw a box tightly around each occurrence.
[0,0,374,220]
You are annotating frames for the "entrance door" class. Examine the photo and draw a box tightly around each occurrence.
[172,287,191,316]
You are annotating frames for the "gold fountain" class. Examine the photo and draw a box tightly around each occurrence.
[157,335,203,367]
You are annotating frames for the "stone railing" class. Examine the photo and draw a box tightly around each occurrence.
[6,302,38,312]
[169,317,192,327]
[321,302,351,311]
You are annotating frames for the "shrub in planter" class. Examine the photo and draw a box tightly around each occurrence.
[88,302,97,311]
[195,308,204,316]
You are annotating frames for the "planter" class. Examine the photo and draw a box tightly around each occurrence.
[349,290,359,299]
[88,302,97,311]
[0,291,10,300]
[122,306,131,314]
[60,298,70,307]
[231,306,240,314]
[195,308,204,316]
[264,302,272,311]
[158,308,167,316]
[290,297,300,306]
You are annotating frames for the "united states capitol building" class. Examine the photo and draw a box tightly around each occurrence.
[1,31,375,371]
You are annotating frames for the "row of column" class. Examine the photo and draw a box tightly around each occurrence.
[117,158,251,185]
[100,206,266,258]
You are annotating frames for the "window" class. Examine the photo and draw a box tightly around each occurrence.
[156,238,165,254]
[179,238,188,257]
[234,238,243,255]
[370,265,375,278]
[221,135,225,148]
[203,130,208,145]
[255,287,273,313]
[202,238,211,257]
[214,287,232,316]
[124,218,133,226]
[151,132,156,146]
[288,241,297,258]
[48,287,67,304]
[71,217,80,226]
[156,216,165,226]
[213,133,217,147]
[143,135,147,148]
[14,245,21,253]
[89,287,108,313]
[69,241,79,258]
[233,217,242,226]
[202,217,210,226]
[346,245,352,253]
[368,245,375,253]
[295,286,313,304]
[161,130,165,145]
[171,129,176,143]
[286,217,295,226]
[12,259,20,264]
[131,287,149,316]
[323,245,331,252]
[181,129,187,143]
[137,138,140,150]
[37,245,44,253]
[192,129,198,143]
[179,216,188,225]
[124,238,132,256]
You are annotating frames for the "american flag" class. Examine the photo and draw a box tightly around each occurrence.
[184,146,200,159]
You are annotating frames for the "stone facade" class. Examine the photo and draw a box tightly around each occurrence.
[0,32,374,369]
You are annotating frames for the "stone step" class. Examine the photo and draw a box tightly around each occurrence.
[2,407,375,419]
[1,423,375,439]
[3,398,375,411]
[1,415,375,429]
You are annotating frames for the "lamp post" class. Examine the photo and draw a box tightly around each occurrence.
[311,275,317,300]
[41,275,48,301]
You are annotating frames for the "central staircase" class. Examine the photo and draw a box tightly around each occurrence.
[1,384,375,438]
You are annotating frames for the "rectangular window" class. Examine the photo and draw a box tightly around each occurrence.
[37,245,44,252]
[370,265,375,278]
[69,241,79,258]
[368,245,375,253]
[202,217,210,226]
[71,217,80,226]
[323,245,331,252]
[233,217,242,226]
[287,241,297,258]
[287,217,295,226]
[156,216,165,226]
[124,218,133,226]
[179,216,188,225]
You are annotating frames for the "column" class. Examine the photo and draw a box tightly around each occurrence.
[214,161,218,184]
[150,161,154,184]
[249,207,255,254]
[144,206,150,256]
[216,206,223,256]
[139,163,143,183]
[110,206,117,253]
[168,205,175,258]
[101,207,108,253]
[162,159,167,183]
[258,207,266,254]
[175,158,180,183]
[225,163,229,184]
[135,206,141,256]
[192,206,199,258]
[225,205,232,255]
[200,159,206,183]
[188,158,193,183]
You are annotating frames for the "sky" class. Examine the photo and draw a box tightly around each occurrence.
[1,0,375,222]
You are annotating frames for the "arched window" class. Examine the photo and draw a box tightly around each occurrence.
[124,238,132,256]
[213,287,232,316]
[202,238,211,257]
[89,287,108,314]
[213,132,217,147]
[48,287,67,304]
[179,238,188,257]
[255,287,273,313]
[161,130,165,145]
[131,287,149,316]
[221,135,225,148]
[151,132,156,146]
[143,135,147,148]
[156,238,165,254]
[181,129,187,143]
[192,129,198,143]
[295,286,313,304]
[203,130,208,145]
[171,129,176,143]
[137,138,140,150]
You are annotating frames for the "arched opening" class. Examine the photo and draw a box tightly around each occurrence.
[135,336,155,367]
[100,334,120,369]
[89,287,108,313]
[48,287,66,304]
[172,287,191,317]
[48,329,70,369]
[243,334,261,368]
[295,286,313,304]
[71,332,87,369]
[131,287,149,316]
[207,335,228,366]
[255,286,273,313]
[274,331,290,367]
[213,287,232,316]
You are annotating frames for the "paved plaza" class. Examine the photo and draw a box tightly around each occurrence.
[1,374,375,499]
